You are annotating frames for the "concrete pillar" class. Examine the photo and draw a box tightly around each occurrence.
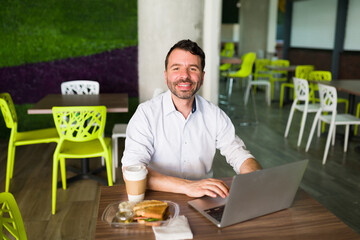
[267,0,278,58]
[239,0,271,56]
[202,0,222,104]
[138,0,205,102]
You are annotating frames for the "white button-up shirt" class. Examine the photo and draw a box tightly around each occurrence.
[121,90,255,180]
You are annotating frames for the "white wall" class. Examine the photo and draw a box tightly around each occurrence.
[291,0,337,49]
[344,0,360,51]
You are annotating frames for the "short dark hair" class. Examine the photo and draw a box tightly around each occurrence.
[165,39,205,71]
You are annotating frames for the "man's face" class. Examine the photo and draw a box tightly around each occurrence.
[164,49,205,100]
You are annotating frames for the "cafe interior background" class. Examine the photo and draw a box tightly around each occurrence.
[1,0,360,238]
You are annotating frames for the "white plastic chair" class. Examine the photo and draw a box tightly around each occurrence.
[61,80,99,95]
[284,78,320,147]
[305,84,360,165]
[244,74,271,106]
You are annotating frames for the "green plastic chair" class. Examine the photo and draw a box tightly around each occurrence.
[225,52,256,99]
[253,59,271,93]
[0,192,27,240]
[51,106,113,214]
[308,71,349,113]
[0,93,59,192]
[279,65,314,108]
[254,59,271,81]
[219,42,235,72]
[354,103,360,135]
[268,59,290,99]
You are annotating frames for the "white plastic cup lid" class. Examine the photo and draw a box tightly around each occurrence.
[123,164,148,181]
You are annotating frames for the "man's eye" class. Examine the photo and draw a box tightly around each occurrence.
[190,68,198,71]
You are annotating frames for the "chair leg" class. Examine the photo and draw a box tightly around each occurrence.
[332,126,336,146]
[279,84,285,108]
[244,82,252,106]
[5,143,15,192]
[306,111,321,152]
[60,158,67,190]
[284,102,296,138]
[9,144,16,179]
[105,149,114,187]
[344,125,349,152]
[297,110,308,147]
[323,122,335,165]
[112,137,118,183]
[52,156,59,215]
[228,78,234,99]
[354,104,360,135]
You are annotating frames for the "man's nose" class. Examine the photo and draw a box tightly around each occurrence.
[179,68,190,78]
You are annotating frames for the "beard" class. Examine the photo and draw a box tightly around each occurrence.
[167,79,202,100]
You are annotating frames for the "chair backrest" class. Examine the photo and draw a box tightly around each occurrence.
[308,71,332,81]
[52,106,106,142]
[295,65,315,79]
[0,192,27,240]
[0,93,17,130]
[293,77,310,102]
[270,59,290,75]
[270,59,289,67]
[318,84,337,112]
[61,80,100,95]
[236,52,256,76]
[255,59,271,73]
[220,42,235,58]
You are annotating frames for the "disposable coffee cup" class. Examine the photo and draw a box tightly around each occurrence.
[123,164,148,202]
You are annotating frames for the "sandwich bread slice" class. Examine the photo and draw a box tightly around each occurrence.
[133,200,169,224]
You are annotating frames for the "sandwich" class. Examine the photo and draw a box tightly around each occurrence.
[132,200,169,225]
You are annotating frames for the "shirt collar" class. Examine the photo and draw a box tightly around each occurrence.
[163,90,197,116]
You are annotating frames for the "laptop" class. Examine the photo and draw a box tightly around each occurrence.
[188,160,308,228]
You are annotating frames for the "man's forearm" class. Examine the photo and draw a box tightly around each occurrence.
[239,158,262,174]
[146,168,190,194]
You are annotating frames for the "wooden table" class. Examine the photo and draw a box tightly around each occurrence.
[28,93,128,114]
[95,178,359,239]
[27,93,129,185]
[220,57,242,65]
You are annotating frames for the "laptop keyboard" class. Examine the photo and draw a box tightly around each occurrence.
[204,205,225,222]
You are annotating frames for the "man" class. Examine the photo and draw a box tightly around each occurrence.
[122,39,261,199]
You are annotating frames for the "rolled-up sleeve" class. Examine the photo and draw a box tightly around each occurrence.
[215,109,255,174]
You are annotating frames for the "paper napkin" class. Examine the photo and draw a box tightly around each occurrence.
[152,215,193,240]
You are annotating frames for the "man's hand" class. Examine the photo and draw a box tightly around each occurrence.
[184,178,230,198]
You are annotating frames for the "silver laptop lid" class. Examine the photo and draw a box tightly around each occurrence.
[220,160,308,227]
[188,160,308,228]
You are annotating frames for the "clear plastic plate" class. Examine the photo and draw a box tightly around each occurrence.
[102,200,179,228]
